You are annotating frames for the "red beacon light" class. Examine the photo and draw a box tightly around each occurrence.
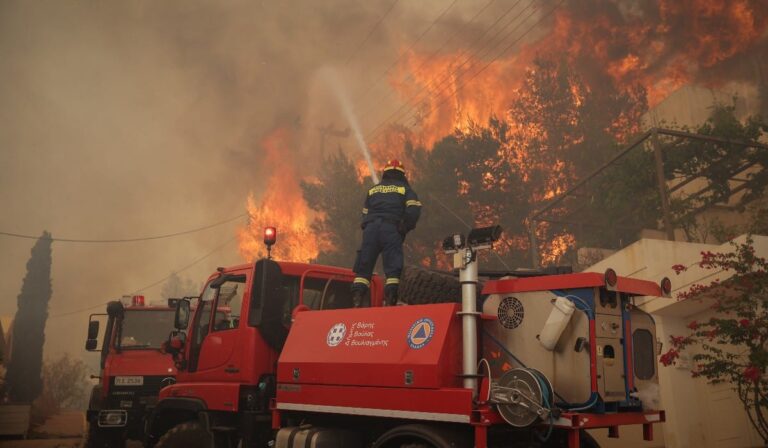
[132,295,145,307]
[604,268,618,288]
[264,227,277,259]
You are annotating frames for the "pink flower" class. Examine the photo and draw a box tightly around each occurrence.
[739,319,750,328]
[672,264,687,275]
[687,320,699,330]
[743,366,761,383]
[660,349,679,366]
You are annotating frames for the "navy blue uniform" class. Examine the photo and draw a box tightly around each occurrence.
[351,174,421,303]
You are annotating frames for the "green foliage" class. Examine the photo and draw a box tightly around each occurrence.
[40,353,90,410]
[662,239,768,442]
[5,232,52,403]
[301,149,365,267]
[664,103,768,230]
[302,60,766,270]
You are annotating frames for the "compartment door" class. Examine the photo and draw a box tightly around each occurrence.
[596,337,626,401]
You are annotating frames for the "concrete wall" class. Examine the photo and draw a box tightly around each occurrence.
[585,235,768,448]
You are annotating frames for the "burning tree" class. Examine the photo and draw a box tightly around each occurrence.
[660,238,768,442]
[5,232,52,403]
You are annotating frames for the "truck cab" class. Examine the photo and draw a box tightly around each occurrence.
[84,296,178,448]
[147,259,383,447]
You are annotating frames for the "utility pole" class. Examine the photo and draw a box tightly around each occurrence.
[651,128,675,241]
[318,124,350,157]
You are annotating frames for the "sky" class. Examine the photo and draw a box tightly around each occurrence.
[0,0,528,359]
[1,0,766,362]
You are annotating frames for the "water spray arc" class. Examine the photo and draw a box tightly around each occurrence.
[320,67,379,184]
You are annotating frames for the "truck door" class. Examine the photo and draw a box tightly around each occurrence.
[188,275,247,377]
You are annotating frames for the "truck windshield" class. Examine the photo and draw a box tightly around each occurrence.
[118,310,175,350]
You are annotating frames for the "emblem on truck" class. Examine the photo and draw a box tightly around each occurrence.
[407,318,435,349]
[326,323,347,347]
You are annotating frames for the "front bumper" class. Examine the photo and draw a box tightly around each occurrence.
[97,409,128,428]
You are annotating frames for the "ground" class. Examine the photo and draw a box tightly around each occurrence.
[0,410,141,448]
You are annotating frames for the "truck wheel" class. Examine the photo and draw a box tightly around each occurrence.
[400,266,463,305]
[154,421,213,448]
[83,424,126,448]
[373,423,471,448]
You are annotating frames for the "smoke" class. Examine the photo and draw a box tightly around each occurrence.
[0,0,765,362]
[0,0,499,359]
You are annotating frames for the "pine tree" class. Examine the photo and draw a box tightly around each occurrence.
[5,232,52,403]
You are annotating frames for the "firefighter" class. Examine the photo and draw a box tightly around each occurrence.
[351,159,421,307]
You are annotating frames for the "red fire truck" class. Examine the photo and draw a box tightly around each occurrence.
[84,296,179,448]
[148,227,669,448]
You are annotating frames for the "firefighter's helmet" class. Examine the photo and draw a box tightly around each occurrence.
[383,159,406,173]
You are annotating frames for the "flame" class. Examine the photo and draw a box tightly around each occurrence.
[237,128,331,262]
[367,0,767,264]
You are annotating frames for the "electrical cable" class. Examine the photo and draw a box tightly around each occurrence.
[344,0,401,66]
[0,213,246,243]
[365,0,564,144]
[355,0,497,122]
[352,0,460,102]
[359,0,530,135]
[48,236,237,319]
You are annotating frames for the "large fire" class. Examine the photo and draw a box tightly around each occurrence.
[237,129,331,263]
[240,0,767,266]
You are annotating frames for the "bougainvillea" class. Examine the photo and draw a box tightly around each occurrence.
[661,238,768,442]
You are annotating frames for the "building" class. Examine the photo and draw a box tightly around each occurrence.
[585,235,767,448]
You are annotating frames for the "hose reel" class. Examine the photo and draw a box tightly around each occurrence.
[492,368,554,427]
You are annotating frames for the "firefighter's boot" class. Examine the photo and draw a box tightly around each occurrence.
[352,289,364,308]
[385,287,399,307]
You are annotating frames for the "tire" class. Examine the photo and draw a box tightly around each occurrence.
[83,424,126,448]
[399,265,484,305]
[374,423,472,448]
[154,421,213,448]
[399,266,463,305]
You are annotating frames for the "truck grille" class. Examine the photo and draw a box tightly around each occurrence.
[107,375,173,409]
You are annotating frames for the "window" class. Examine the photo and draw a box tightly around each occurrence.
[212,278,245,332]
[277,276,358,327]
[633,329,655,380]
[118,310,175,350]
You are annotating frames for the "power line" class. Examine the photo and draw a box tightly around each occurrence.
[355,0,500,123]
[0,213,246,243]
[406,0,564,129]
[344,0,401,66]
[352,0,461,102]
[47,236,238,319]
[364,0,540,143]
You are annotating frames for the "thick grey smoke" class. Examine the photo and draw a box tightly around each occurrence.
[0,0,502,359]
[0,0,765,362]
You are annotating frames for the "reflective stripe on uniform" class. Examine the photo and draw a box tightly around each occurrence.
[353,277,371,286]
[405,200,422,207]
[368,185,406,196]
[385,278,400,285]
[362,208,368,214]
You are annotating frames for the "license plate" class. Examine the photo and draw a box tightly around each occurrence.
[114,376,143,386]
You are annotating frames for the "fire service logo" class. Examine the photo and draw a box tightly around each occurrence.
[326,323,347,347]
[407,318,435,350]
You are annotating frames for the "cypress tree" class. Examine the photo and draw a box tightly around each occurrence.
[5,231,52,403]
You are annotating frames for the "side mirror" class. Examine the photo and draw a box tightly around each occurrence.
[163,331,186,355]
[87,320,100,340]
[85,339,98,351]
[175,299,191,330]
